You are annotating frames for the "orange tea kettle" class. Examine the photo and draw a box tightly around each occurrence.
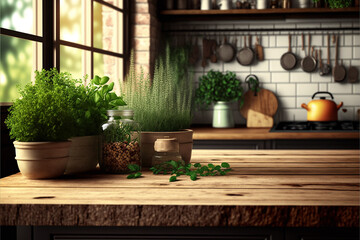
[301,91,343,121]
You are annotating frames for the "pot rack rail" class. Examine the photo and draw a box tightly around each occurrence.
[163,27,359,36]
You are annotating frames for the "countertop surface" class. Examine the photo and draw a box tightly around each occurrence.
[191,126,360,140]
[0,149,359,227]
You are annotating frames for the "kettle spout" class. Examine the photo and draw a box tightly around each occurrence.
[301,103,309,111]
[337,101,343,110]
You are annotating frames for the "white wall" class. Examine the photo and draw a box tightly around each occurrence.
[164,19,360,124]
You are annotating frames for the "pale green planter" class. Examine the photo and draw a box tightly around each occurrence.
[212,101,235,128]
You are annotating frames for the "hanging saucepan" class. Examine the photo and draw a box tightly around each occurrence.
[348,64,359,83]
[321,34,332,76]
[301,91,343,122]
[280,34,297,71]
[301,34,317,73]
[333,35,346,82]
[217,36,235,62]
[236,35,254,66]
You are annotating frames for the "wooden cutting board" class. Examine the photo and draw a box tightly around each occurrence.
[247,109,274,128]
[240,88,278,119]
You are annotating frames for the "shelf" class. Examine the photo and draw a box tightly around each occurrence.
[159,7,360,21]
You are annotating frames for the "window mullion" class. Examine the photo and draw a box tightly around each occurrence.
[82,0,91,79]
[91,0,94,79]
[42,0,54,70]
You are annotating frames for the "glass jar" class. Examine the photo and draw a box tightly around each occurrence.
[100,109,141,173]
[152,138,184,169]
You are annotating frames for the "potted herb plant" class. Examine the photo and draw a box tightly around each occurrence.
[5,69,80,179]
[121,43,194,167]
[195,70,243,128]
[65,75,126,174]
[325,0,352,7]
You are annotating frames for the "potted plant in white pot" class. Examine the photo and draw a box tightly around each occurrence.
[5,69,80,179]
[65,75,126,174]
[121,43,194,167]
[195,70,243,128]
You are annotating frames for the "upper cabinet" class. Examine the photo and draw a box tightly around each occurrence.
[159,7,360,21]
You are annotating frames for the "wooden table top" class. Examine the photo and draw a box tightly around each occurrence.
[0,149,359,227]
[191,126,360,140]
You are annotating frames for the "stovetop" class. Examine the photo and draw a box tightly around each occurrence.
[270,121,360,132]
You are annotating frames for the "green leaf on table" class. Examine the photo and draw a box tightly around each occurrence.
[190,172,198,181]
[169,176,177,182]
[127,174,135,179]
[128,164,140,172]
[169,160,179,169]
[221,162,230,168]
[194,163,201,168]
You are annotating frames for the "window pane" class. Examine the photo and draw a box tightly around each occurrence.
[0,35,42,102]
[94,53,123,94]
[0,0,40,36]
[94,2,123,54]
[60,45,90,80]
[60,0,88,45]
[103,0,123,9]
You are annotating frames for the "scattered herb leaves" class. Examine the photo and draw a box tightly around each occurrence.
[149,161,232,182]
[126,164,142,179]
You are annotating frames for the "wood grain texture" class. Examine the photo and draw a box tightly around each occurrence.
[0,149,359,227]
[160,7,360,15]
[240,89,278,119]
[191,127,360,140]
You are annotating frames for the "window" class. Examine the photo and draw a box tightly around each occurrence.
[0,0,43,103]
[56,0,127,93]
[0,0,128,103]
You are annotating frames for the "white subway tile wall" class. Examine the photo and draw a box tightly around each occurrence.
[165,20,360,123]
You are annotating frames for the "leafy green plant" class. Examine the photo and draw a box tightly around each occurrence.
[195,70,243,108]
[73,75,126,137]
[127,164,142,179]
[5,69,80,142]
[121,43,193,131]
[5,68,126,141]
[150,161,232,182]
[325,0,352,8]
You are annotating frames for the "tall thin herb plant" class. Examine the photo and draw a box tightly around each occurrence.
[121,43,193,132]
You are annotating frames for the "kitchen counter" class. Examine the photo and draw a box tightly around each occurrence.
[0,149,359,227]
[191,126,360,140]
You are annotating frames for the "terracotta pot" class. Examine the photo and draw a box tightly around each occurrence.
[65,135,100,174]
[14,141,71,179]
[140,129,193,167]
